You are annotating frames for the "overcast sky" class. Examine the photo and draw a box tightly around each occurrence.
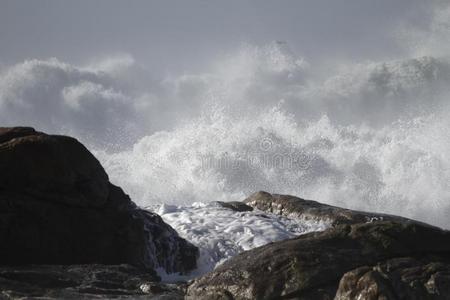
[0,0,431,72]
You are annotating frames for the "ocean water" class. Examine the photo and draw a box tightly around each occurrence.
[96,100,449,229]
[91,46,450,228]
[151,202,329,280]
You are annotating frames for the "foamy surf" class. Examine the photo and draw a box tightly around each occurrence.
[147,201,329,281]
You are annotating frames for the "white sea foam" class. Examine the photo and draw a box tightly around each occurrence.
[149,202,329,281]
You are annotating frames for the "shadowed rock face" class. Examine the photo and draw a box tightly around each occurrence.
[0,127,198,273]
[187,192,450,300]
[0,264,184,299]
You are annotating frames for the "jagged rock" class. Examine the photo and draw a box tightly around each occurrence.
[244,191,417,226]
[186,220,450,299]
[0,264,184,299]
[215,201,254,212]
[0,127,198,273]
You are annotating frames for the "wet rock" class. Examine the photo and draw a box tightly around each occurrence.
[0,127,198,273]
[0,264,184,299]
[244,191,417,226]
[215,201,254,212]
[335,257,450,300]
[187,220,450,299]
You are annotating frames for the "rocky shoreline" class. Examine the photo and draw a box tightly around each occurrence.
[1,127,449,299]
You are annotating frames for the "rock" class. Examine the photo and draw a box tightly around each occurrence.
[215,201,254,212]
[335,257,450,300]
[0,127,198,273]
[187,220,450,299]
[0,264,185,299]
[244,191,417,226]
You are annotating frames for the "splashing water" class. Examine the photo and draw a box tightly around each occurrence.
[96,101,450,228]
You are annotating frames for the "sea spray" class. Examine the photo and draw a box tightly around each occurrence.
[97,102,450,228]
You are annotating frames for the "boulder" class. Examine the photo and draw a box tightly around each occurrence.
[335,257,450,300]
[187,220,450,299]
[244,191,418,226]
[0,127,198,273]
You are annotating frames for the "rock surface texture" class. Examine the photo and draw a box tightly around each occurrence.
[335,257,450,300]
[215,201,254,212]
[0,127,197,272]
[0,264,184,299]
[244,191,418,226]
[187,192,450,299]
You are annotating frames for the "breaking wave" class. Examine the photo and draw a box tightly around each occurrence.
[97,101,450,228]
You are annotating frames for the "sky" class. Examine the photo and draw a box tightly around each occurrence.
[0,0,431,71]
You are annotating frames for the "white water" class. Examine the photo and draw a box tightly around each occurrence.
[96,96,450,228]
[151,202,329,280]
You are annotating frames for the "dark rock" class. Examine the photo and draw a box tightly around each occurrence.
[244,191,418,226]
[0,127,39,145]
[187,220,450,299]
[335,257,450,300]
[215,201,253,212]
[0,127,198,273]
[0,264,184,299]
